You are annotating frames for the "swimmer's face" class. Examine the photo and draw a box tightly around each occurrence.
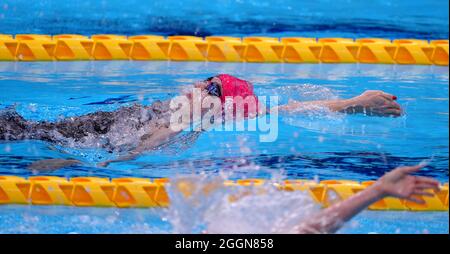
[194,77,222,98]
[192,77,223,117]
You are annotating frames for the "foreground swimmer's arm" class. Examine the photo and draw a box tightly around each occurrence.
[275,90,402,117]
[297,164,440,234]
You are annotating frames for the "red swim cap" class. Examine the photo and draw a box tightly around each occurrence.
[217,74,259,117]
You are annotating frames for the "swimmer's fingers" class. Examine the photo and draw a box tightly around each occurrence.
[388,164,424,178]
[412,190,435,197]
[416,176,440,185]
[370,107,402,117]
[378,101,402,110]
[398,164,425,174]
[380,92,397,101]
[383,100,401,109]
[404,195,426,204]
[415,178,440,192]
[416,184,440,193]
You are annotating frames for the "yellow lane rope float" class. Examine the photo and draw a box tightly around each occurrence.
[0,34,448,65]
[0,176,447,211]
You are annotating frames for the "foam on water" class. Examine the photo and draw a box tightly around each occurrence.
[261,83,339,104]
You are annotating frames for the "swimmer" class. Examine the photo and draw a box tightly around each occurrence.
[296,164,440,233]
[0,74,402,168]
[177,163,438,234]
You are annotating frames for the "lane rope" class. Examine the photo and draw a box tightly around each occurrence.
[0,176,448,210]
[0,34,448,65]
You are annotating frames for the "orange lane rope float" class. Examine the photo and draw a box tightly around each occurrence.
[0,176,448,210]
[0,34,448,65]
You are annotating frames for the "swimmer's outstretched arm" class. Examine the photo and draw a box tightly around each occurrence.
[273,90,402,117]
[296,164,440,234]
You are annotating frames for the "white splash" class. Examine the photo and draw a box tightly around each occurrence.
[164,174,320,234]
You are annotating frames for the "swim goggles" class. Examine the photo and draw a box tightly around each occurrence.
[204,77,222,97]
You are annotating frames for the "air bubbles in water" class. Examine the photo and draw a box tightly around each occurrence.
[264,83,339,105]
[28,103,38,113]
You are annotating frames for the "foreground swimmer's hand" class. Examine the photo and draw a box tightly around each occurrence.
[297,164,440,234]
[371,164,440,203]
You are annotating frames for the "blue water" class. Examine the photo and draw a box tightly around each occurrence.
[0,205,448,234]
[0,0,448,39]
[0,62,448,182]
[0,62,448,233]
[0,0,449,234]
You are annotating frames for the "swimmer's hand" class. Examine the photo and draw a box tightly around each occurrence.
[275,90,402,117]
[344,90,402,117]
[297,164,440,234]
[372,164,440,203]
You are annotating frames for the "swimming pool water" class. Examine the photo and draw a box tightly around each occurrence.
[0,62,448,182]
[0,205,448,234]
[0,0,449,234]
[0,61,448,233]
